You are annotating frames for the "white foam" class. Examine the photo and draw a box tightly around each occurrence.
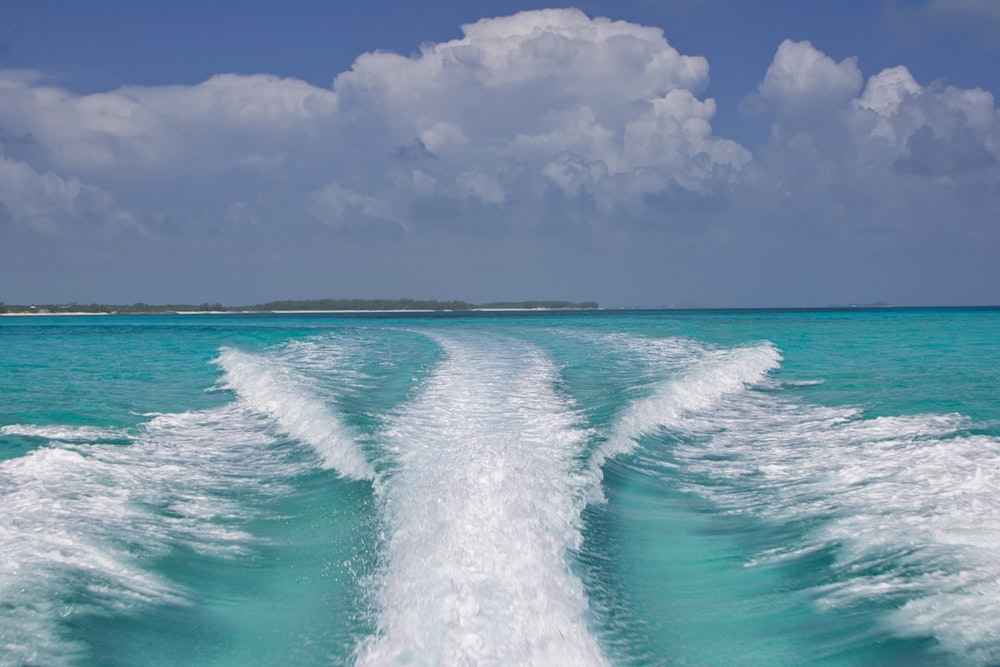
[591,339,782,486]
[0,405,301,667]
[0,423,132,442]
[781,378,825,387]
[216,346,374,480]
[652,380,1000,663]
[279,336,370,379]
[356,333,608,667]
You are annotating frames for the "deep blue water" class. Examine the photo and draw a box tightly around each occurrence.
[1,309,999,666]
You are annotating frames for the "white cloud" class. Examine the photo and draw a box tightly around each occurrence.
[855,69,1000,175]
[623,90,750,188]
[0,12,998,306]
[0,72,338,170]
[861,68,998,167]
[751,39,999,167]
[315,8,749,223]
[1,9,747,238]
[542,152,609,197]
[747,38,999,251]
[0,149,136,235]
[755,39,863,116]
[456,170,506,204]
[855,66,922,141]
[330,8,723,170]
[419,122,468,153]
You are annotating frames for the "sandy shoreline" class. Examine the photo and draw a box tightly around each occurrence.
[1,307,588,317]
[0,311,114,316]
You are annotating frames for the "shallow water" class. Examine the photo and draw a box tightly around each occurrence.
[1,309,998,666]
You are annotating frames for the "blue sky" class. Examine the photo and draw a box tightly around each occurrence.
[1,0,998,307]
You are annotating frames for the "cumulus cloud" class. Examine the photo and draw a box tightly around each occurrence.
[756,39,863,114]
[745,37,997,217]
[0,149,136,235]
[1,9,751,242]
[307,181,406,227]
[0,11,998,305]
[770,39,1000,177]
[320,7,748,224]
[744,36,1000,281]
[0,72,338,171]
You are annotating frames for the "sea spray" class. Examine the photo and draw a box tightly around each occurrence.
[216,347,375,480]
[587,337,782,496]
[0,405,304,667]
[356,332,608,666]
[648,375,1000,664]
[4,308,998,666]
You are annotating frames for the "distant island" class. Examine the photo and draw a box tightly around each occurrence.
[0,299,599,315]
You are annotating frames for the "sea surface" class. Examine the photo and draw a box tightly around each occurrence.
[1,308,999,667]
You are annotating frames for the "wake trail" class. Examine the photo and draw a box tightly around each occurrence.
[356,333,608,667]
[216,346,374,480]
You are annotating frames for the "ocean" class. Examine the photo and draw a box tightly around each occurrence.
[1,308,998,666]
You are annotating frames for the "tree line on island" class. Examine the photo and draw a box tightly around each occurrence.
[0,299,599,314]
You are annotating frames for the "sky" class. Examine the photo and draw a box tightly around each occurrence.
[1,0,998,307]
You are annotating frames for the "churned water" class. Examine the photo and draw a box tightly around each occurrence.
[1,309,998,666]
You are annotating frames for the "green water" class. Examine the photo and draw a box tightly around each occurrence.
[1,309,997,666]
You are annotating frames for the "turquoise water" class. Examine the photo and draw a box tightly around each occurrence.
[1,309,998,666]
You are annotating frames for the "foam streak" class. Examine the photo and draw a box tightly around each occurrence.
[593,338,782,480]
[0,406,302,667]
[356,334,607,667]
[216,347,374,480]
[664,386,1000,663]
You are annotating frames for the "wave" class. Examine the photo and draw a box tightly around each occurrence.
[215,346,374,480]
[356,332,608,667]
[1,340,379,666]
[590,337,782,486]
[0,405,305,667]
[653,380,1000,663]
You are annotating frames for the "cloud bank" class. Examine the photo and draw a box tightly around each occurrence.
[1,9,997,305]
